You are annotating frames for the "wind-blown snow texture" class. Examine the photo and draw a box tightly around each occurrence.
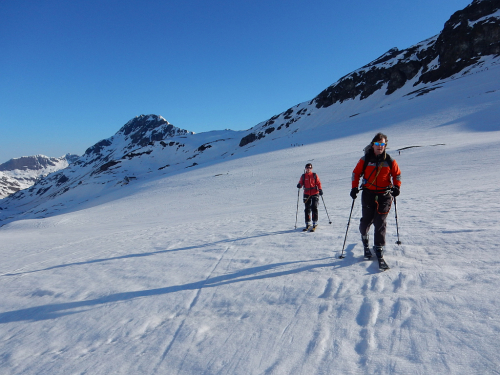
[1,1,500,374]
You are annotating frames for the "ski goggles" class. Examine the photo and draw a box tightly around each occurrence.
[373,142,386,146]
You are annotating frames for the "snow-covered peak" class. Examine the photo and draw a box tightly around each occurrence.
[82,115,196,161]
[116,114,194,147]
[0,154,74,173]
[0,154,78,199]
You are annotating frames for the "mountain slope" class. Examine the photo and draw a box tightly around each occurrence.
[0,154,78,199]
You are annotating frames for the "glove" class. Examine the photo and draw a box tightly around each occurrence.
[297,183,301,189]
[350,187,359,199]
[319,189,323,196]
[391,186,400,197]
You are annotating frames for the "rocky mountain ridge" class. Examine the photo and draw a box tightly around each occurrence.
[0,154,78,199]
[241,0,500,146]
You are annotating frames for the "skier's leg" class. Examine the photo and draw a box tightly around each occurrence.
[359,191,375,239]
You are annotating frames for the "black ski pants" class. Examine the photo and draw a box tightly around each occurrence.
[359,190,393,247]
[304,194,319,224]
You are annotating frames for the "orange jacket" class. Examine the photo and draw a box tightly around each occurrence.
[299,172,322,195]
[352,154,401,191]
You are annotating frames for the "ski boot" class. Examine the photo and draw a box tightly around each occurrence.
[362,235,372,259]
[374,246,390,271]
[302,223,312,232]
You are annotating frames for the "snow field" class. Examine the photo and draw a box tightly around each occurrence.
[2,123,500,374]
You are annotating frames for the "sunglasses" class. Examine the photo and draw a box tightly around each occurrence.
[305,166,312,169]
[373,142,386,146]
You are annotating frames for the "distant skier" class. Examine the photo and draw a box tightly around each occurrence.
[350,133,401,269]
[297,163,323,231]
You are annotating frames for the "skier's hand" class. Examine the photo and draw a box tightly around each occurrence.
[391,186,400,197]
[297,183,301,189]
[319,189,323,196]
[350,187,359,199]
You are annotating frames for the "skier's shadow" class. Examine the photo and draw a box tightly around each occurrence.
[0,255,338,323]
[2,229,298,277]
[1,230,373,323]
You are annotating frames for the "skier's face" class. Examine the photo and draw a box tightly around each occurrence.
[372,139,386,155]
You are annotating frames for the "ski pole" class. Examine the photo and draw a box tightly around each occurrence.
[339,198,356,259]
[394,196,402,245]
[294,188,300,229]
[320,195,332,224]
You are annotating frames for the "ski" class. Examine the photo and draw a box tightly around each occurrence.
[309,225,318,232]
[377,258,390,271]
[302,225,311,232]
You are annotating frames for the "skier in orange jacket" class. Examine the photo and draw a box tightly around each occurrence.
[297,163,323,231]
[351,133,401,266]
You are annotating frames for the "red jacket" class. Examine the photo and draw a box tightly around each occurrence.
[352,154,401,191]
[298,172,322,195]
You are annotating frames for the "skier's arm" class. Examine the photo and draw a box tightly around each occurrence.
[391,160,402,188]
[351,159,364,188]
[297,175,304,188]
[316,175,323,191]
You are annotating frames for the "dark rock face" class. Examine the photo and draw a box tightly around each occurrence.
[84,139,113,157]
[0,155,60,171]
[117,115,193,148]
[83,115,194,160]
[419,0,500,84]
[314,0,500,109]
[238,105,307,147]
[0,175,22,196]
[239,133,263,147]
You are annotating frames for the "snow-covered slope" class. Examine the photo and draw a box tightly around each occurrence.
[1,1,500,374]
[0,154,78,199]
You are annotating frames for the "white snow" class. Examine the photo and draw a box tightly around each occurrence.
[469,9,500,27]
[1,58,500,375]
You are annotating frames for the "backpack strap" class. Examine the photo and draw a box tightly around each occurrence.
[301,173,318,185]
[361,153,393,176]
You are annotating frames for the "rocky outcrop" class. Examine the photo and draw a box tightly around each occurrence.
[419,0,500,83]
[314,0,500,109]
[82,115,194,159]
[117,115,193,149]
[0,173,23,199]
[0,155,74,172]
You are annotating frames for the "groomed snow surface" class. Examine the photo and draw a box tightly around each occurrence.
[2,70,500,374]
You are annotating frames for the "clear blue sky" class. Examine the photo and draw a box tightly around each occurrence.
[0,0,471,161]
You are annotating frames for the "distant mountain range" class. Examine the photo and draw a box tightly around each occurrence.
[1,0,498,223]
[0,154,79,199]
